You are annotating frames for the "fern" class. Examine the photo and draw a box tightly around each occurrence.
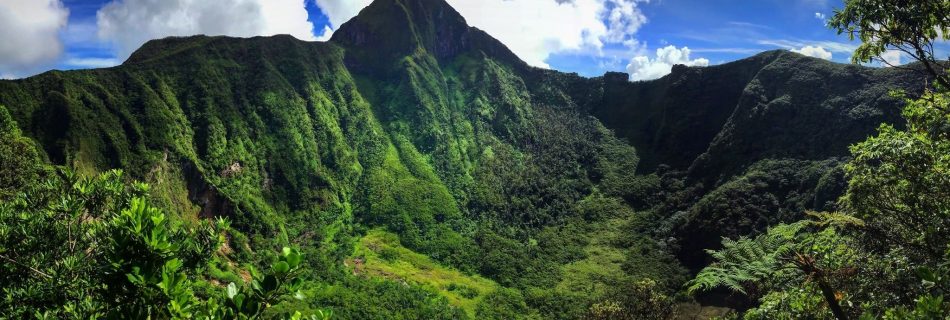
[687,222,807,295]
[805,211,865,228]
[687,212,863,296]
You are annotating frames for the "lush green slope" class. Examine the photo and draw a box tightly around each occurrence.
[0,0,652,317]
[348,228,500,317]
[0,0,926,317]
[572,50,925,271]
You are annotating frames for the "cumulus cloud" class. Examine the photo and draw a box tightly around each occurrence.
[626,45,709,81]
[793,45,832,60]
[314,0,372,29]
[759,39,855,59]
[814,12,826,20]
[315,25,335,41]
[0,0,69,77]
[97,0,316,60]
[313,0,649,68]
[880,50,902,67]
[604,0,647,42]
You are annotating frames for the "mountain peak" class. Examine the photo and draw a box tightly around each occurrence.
[330,0,522,68]
[330,0,466,56]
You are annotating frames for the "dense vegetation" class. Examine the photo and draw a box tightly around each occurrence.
[1,0,946,318]
[686,0,950,318]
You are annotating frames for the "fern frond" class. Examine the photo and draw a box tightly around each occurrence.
[686,221,810,296]
[805,211,866,228]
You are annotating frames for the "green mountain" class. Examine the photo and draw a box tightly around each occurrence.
[580,50,924,269]
[0,0,927,318]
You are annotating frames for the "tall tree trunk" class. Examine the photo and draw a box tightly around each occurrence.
[795,253,848,320]
[815,276,848,320]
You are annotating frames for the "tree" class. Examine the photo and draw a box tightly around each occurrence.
[693,3,950,318]
[841,90,950,263]
[586,279,675,320]
[0,105,46,197]
[687,213,863,320]
[831,0,950,315]
[830,0,950,87]
[0,169,325,319]
[690,89,950,318]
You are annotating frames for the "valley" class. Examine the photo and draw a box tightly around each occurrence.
[1,0,946,319]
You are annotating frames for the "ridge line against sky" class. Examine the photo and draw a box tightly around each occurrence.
[0,0,902,80]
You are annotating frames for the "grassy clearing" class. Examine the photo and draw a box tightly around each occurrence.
[555,216,632,300]
[348,228,499,317]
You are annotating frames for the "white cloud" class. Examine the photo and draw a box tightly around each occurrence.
[814,12,826,20]
[626,45,709,81]
[759,39,856,59]
[0,0,69,77]
[604,0,647,43]
[314,0,372,29]
[814,41,858,54]
[792,45,832,60]
[759,39,855,53]
[315,25,334,42]
[64,57,119,68]
[314,0,650,68]
[880,50,902,67]
[97,0,316,60]
[309,0,372,42]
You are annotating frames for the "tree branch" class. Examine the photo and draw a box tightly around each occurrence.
[0,253,52,279]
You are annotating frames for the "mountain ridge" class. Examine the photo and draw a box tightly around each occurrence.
[0,0,930,317]
[0,9,925,267]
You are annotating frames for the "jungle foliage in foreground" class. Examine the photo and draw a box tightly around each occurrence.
[688,0,950,319]
[1,0,948,318]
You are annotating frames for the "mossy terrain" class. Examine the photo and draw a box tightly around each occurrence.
[0,0,926,318]
[349,229,499,317]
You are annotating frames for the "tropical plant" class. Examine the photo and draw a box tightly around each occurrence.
[688,213,864,320]
[0,169,323,319]
[586,279,675,320]
[830,0,950,86]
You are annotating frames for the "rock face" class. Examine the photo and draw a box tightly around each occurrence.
[583,50,923,176]
[331,0,522,72]
[0,0,927,289]
[580,51,784,172]
[333,0,469,58]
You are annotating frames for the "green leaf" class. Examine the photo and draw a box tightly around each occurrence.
[227,282,238,299]
[286,251,302,268]
[233,293,245,310]
[273,261,290,275]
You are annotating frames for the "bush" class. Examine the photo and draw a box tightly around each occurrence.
[0,169,319,319]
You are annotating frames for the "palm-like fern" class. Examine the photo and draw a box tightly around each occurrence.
[687,212,865,320]
[687,211,866,296]
[686,221,806,295]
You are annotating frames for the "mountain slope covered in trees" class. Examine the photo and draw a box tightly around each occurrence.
[0,0,931,318]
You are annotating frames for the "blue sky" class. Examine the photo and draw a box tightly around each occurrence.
[1,0,870,80]
[546,0,860,77]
